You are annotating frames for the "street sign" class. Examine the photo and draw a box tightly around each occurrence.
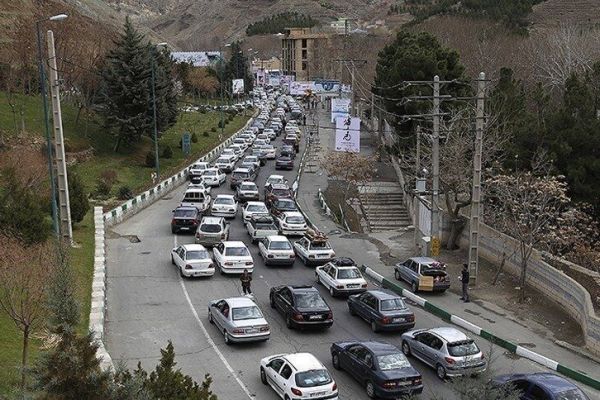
[431,236,441,257]
[182,132,191,156]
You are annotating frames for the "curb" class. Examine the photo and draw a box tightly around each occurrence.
[360,265,600,391]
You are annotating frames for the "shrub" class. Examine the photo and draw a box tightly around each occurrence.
[218,120,225,128]
[211,127,217,132]
[100,169,118,187]
[145,151,155,168]
[203,131,210,137]
[68,169,89,224]
[95,179,112,197]
[191,132,198,143]
[162,145,173,159]
[117,185,133,200]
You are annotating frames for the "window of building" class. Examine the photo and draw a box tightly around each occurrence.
[302,49,307,59]
[302,39,307,48]
[302,62,307,71]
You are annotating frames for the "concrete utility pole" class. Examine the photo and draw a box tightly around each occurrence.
[468,72,486,284]
[430,75,440,253]
[332,59,367,117]
[47,30,72,243]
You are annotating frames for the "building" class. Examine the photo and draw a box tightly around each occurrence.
[330,18,351,34]
[171,51,221,67]
[281,28,332,81]
[251,57,281,72]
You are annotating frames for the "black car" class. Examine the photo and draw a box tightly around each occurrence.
[171,206,201,234]
[270,198,298,218]
[275,154,294,170]
[348,290,415,332]
[269,285,333,329]
[330,341,423,399]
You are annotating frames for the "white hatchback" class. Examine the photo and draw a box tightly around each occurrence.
[213,241,254,274]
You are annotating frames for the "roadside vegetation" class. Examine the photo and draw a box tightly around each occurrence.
[245,12,319,36]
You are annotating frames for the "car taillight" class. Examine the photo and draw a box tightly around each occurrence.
[327,312,333,319]
[445,357,456,364]
[224,262,233,266]
[245,261,253,266]
[481,353,485,360]
[221,233,226,239]
[332,382,337,391]
[361,283,368,288]
[413,377,422,385]
[407,314,415,322]
[232,328,244,334]
[208,264,214,269]
[171,219,176,225]
[185,264,193,270]
[382,381,397,389]
[292,313,304,321]
[259,325,270,332]
[267,254,274,258]
[336,285,343,289]
[331,252,335,257]
[191,220,198,225]
[291,388,302,396]
[381,316,391,324]
[308,255,315,259]
[289,254,294,258]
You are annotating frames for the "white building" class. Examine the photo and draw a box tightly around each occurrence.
[171,51,222,67]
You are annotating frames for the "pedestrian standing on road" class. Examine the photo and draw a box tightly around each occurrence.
[460,263,470,303]
[303,115,306,126]
[241,269,252,295]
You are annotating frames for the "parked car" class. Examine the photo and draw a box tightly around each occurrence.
[275,153,294,170]
[401,327,487,379]
[275,211,307,236]
[214,156,235,173]
[210,194,238,218]
[171,244,215,278]
[201,168,226,187]
[269,285,333,329]
[293,230,336,266]
[260,353,338,400]
[230,167,256,189]
[316,258,368,297]
[258,235,295,266]
[180,188,211,213]
[208,297,270,344]
[348,290,415,332]
[242,201,269,221]
[269,198,298,217]
[236,182,260,203]
[245,215,279,243]
[394,257,451,293]
[490,372,590,400]
[171,206,201,234]
[265,184,293,207]
[330,341,423,399]
[213,241,254,274]
[195,216,229,246]
[188,162,209,183]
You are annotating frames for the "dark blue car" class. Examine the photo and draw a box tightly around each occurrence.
[491,373,590,400]
[347,289,415,333]
[330,341,423,399]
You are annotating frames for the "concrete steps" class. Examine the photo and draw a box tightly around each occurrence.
[357,183,411,232]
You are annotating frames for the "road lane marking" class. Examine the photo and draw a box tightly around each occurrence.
[174,235,254,399]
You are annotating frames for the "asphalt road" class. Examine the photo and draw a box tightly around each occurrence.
[105,127,584,400]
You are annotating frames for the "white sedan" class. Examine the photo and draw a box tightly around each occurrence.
[260,353,338,400]
[264,174,287,191]
[171,244,215,278]
[275,211,308,236]
[211,194,238,218]
[262,145,277,159]
[186,182,211,195]
[316,258,368,297]
[258,235,295,266]
[242,201,269,221]
[213,241,254,274]
[201,168,226,187]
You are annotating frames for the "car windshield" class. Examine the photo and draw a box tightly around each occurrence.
[215,198,234,205]
[174,209,196,218]
[186,250,209,260]
[310,241,331,249]
[447,340,480,357]
[556,389,589,400]
[224,247,249,257]
[380,298,407,311]
[268,178,283,184]
[231,306,263,321]
[248,205,267,212]
[295,293,327,308]
[270,241,291,250]
[286,216,304,224]
[200,224,221,233]
[216,158,229,163]
[240,184,256,191]
[377,353,411,371]
[295,369,332,388]
[337,268,361,279]
[277,200,295,209]
[204,170,216,176]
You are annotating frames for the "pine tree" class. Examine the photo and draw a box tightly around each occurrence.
[68,168,90,224]
[100,17,152,152]
[150,48,178,135]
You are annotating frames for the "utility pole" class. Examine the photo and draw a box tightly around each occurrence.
[150,49,160,181]
[370,92,375,129]
[47,30,72,243]
[332,59,366,117]
[415,124,421,177]
[430,75,440,255]
[351,64,356,116]
[468,72,486,284]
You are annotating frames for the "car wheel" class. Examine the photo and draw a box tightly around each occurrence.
[348,304,357,316]
[329,286,335,297]
[401,340,411,356]
[436,364,447,380]
[315,273,321,284]
[179,267,185,279]
[370,320,379,333]
[332,353,340,370]
[219,264,225,275]
[286,314,293,329]
[411,281,418,292]
[171,227,177,234]
[171,255,175,265]
[260,367,268,385]
[224,331,231,345]
[365,381,376,399]
[394,270,400,280]
[208,312,214,324]
[269,295,276,308]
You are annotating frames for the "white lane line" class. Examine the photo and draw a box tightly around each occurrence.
[174,235,254,399]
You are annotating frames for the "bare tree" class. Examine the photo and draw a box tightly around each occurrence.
[322,151,376,200]
[0,235,56,391]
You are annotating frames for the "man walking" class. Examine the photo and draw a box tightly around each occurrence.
[240,269,252,295]
[460,264,470,302]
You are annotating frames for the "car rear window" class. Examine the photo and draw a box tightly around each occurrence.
[200,224,221,233]
[204,170,216,176]
[248,205,267,212]
[295,293,327,308]
[556,389,589,400]
[377,353,411,371]
[295,369,332,388]
[232,306,262,321]
[337,268,361,279]
[272,188,290,196]
[233,172,250,179]
[174,209,196,218]
[286,216,305,224]
[225,247,249,257]
[240,184,256,191]
[186,250,209,260]
[215,197,234,205]
[310,241,331,249]
[380,298,407,311]
[270,241,291,250]
[447,340,480,357]
[276,200,295,209]
[256,222,276,229]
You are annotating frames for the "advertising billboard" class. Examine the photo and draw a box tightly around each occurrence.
[232,79,245,94]
[331,98,351,122]
[334,116,361,153]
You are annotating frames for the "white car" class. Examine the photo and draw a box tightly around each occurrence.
[188,162,209,181]
[242,155,260,169]
[242,201,269,221]
[201,168,226,187]
[253,139,268,148]
[260,353,338,400]
[230,144,245,158]
[181,188,211,212]
[264,174,287,191]
[276,211,308,236]
[263,129,276,140]
[208,297,270,344]
[236,182,260,202]
[213,241,254,274]
[221,148,238,161]
[262,145,277,159]
[294,235,336,266]
[233,138,248,151]
[186,182,211,195]
[256,133,270,143]
[316,258,368,297]
[171,244,215,278]
[214,156,235,173]
[211,194,238,218]
[259,235,295,266]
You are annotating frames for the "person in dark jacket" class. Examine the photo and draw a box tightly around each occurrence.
[460,264,470,302]
[240,269,252,295]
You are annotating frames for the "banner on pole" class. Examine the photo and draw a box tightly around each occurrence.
[232,79,245,94]
[331,98,351,122]
[334,116,361,153]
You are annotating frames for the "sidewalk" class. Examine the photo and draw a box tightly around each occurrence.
[295,106,600,392]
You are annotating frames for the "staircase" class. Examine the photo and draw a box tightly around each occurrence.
[358,182,411,232]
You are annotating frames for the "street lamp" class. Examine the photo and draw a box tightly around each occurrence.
[36,13,68,236]
[150,42,168,181]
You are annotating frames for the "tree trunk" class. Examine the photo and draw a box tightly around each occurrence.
[492,251,506,285]
[113,135,122,153]
[21,326,29,392]
[446,216,465,250]
[75,105,84,126]
[518,243,531,303]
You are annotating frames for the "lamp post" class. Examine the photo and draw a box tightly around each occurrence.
[151,42,168,181]
[36,13,67,236]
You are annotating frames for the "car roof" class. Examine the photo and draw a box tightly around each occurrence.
[271,183,290,190]
[201,216,224,224]
[223,241,247,247]
[428,327,470,342]
[283,353,324,371]
[283,211,303,218]
[224,296,258,307]
[205,167,219,171]
[184,188,206,194]
[512,373,580,392]
[246,201,266,206]
[267,235,289,242]
[239,181,257,187]
[368,289,401,301]
[174,206,198,212]
[215,194,235,199]
[234,168,250,173]
[180,243,208,251]
[359,341,400,355]
[409,257,437,264]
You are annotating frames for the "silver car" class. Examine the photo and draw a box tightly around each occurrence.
[195,216,229,246]
[208,297,270,344]
[400,327,487,379]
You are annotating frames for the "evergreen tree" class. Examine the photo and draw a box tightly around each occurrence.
[68,168,90,224]
[226,42,253,95]
[100,17,152,152]
[150,48,178,135]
